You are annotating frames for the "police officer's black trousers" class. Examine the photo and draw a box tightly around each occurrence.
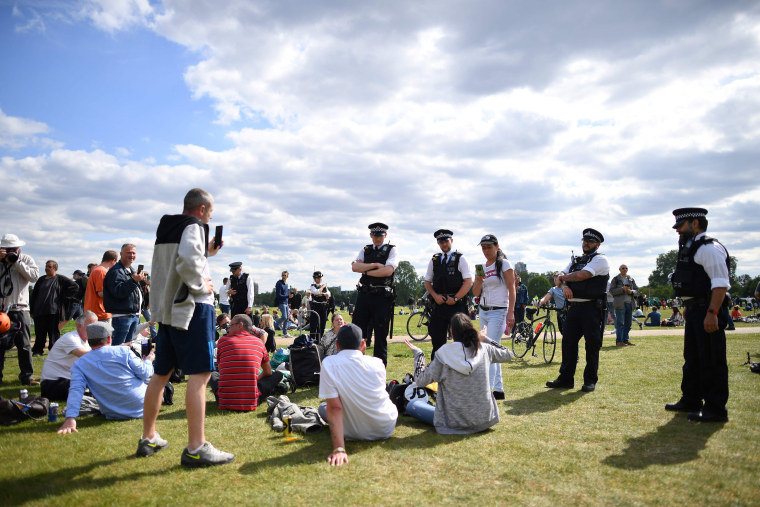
[309,303,328,341]
[558,302,602,385]
[680,302,729,416]
[352,292,393,366]
[429,302,467,360]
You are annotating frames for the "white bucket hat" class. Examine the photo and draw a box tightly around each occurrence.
[0,234,26,248]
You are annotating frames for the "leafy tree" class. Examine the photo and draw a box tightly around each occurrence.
[648,250,678,286]
[527,275,551,302]
[394,260,423,305]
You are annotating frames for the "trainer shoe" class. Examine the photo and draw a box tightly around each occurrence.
[136,433,169,457]
[181,442,235,468]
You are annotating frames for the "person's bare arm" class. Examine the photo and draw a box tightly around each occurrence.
[325,397,348,466]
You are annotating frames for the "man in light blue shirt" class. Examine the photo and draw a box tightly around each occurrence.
[57,321,154,434]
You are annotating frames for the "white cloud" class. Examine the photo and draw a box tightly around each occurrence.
[0,108,53,149]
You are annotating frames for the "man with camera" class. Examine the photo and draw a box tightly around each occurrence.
[103,244,147,346]
[0,233,39,385]
[423,229,473,360]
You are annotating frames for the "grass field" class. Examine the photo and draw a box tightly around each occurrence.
[1,314,759,506]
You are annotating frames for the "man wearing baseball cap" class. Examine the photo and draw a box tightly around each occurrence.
[666,207,730,422]
[546,228,610,393]
[0,233,39,385]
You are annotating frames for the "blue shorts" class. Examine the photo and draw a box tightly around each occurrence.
[154,304,215,376]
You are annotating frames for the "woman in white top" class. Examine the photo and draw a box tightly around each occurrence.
[471,234,516,399]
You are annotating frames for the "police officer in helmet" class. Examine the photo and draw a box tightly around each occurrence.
[423,229,473,360]
[546,228,610,393]
[666,207,730,422]
[351,223,399,366]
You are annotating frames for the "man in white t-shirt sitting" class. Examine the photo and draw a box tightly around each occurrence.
[40,310,97,400]
[318,323,398,467]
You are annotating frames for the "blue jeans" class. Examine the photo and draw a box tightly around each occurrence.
[406,399,435,426]
[112,315,140,345]
[219,303,230,315]
[615,303,632,343]
[277,302,291,335]
[479,307,507,392]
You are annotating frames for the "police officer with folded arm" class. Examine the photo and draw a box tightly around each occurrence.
[309,271,331,340]
[424,229,473,360]
[546,228,609,393]
[665,207,730,422]
[351,223,398,366]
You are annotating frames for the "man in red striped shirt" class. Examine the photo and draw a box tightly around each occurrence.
[214,314,278,411]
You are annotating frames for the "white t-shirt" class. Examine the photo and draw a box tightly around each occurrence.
[319,350,398,440]
[219,283,229,305]
[479,258,514,307]
[40,329,91,381]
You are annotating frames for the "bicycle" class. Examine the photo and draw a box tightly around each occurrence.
[406,293,461,342]
[511,305,559,363]
[407,293,432,341]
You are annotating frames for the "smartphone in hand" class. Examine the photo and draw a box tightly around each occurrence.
[137,264,144,274]
[475,264,485,277]
[214,225,223,249]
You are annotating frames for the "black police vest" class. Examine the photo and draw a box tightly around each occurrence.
[229,273,249,307]
[432,251,464,296]
[359,244,395,287]
[671,236,729,298]
[311,284,328,303]
[567,252,609,299]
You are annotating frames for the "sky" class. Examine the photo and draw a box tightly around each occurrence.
[1,0,759,295]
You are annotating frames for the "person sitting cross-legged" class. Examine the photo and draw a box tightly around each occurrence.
[404,313,515,434]
[40,311,97,401]
[57,321,155,435]
[209,314,282,411]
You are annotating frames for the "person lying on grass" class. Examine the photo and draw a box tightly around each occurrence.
[404,312,514,434]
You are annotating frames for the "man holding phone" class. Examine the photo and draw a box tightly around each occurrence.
[103,244,147,346]
[423,229,473,360]
[139,188,234,467]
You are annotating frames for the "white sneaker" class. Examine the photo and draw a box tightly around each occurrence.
[181,442,235,467]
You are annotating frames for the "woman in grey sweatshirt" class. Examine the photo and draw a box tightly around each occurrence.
[405,313,514,434]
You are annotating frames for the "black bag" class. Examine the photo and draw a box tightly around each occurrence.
[289,343,322,387]
[0,395,50,426]
[0,313,22,352]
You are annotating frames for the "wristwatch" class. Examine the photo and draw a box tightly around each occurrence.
[333,447,346,454]
[453,297,460,302]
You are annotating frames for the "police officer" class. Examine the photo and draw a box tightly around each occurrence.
[309,271,331,340]
[351,222,398,366]
[423,229,473,360]
[546,228,609,392]
[666,208,730,422]
[228,262,254,317]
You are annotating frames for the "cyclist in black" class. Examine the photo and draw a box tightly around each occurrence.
[423,229,473,360]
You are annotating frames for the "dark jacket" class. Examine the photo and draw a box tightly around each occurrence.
[103,261,141,314]
[30,274,78,320]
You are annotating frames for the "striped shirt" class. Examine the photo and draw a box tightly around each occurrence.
[216,328,269,411]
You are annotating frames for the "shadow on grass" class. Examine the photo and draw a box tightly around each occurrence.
[0,413,112,434]
[508,360,555,370]
[239,421,481,474]
[602,415,725,469]
[0,457,158,506]
[503,389,587,415]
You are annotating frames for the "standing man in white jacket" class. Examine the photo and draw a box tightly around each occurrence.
[137,188,234,468]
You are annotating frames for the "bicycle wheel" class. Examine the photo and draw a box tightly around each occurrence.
[407,312,429,341]
[543,322,557,363]
[511,321,532,358]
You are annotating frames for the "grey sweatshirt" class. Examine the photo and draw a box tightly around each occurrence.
[412,340,513,434]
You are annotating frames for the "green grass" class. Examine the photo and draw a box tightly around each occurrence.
[2,320,760,505]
